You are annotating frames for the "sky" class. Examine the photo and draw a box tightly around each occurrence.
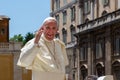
[0,0,50,38]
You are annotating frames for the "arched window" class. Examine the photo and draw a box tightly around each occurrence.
[102,0,109,6]
[95,37,105,59]
[55,0,60,10]
[112,60,120,80]
[102,10,108,16]
[85,18,89,23]
[62,28,67,43]
[80,65,88,80]
[71,6,76,21]
[63,11,67,25]
[96,62,105,77]
[84,0,90,14]
[55,15,59,26]
[70,25,76,42]
[113,30,120,56]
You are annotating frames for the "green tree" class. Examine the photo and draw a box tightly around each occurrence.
[23,32,35,45]
[9,34,23,42]
[9,32,35,46]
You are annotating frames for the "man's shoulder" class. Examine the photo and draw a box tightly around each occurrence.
[26,38,35,44]
[22,38,35,47]
[54,38,65,47]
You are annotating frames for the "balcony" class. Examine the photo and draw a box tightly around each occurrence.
[66,40,77,48]
[0,42,22,53]
[77,9,120,34]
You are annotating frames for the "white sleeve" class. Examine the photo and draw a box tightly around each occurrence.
[17,38,40,68]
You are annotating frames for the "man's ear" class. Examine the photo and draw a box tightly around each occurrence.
[56,30,59,34]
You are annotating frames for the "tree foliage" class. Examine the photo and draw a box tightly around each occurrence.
[9,34,23,42]
[23,32,35,45]
[9,32,35,46]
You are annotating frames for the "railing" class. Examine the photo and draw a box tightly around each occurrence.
[0,42,22,52]
[66,40,77,48]
[77,9,120,33]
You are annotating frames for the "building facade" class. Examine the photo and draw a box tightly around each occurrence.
[50,0,80,80]
[0,15,9,42]
[50,0,120,80]
[0,15,31,80]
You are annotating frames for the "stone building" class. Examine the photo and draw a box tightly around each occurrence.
[0,15,9,42]
[50,0,120,80]
[50,0,79,79]
[0,15,31,80]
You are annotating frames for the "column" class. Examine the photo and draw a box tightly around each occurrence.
[87,34,92,75]
[105,27,112,74]
[76,47,80,80]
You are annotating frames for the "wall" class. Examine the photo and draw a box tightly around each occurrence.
[0,53,13,80]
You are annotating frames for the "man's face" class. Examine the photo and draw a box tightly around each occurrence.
[43,20,58,41]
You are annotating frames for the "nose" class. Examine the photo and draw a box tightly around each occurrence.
[47,29,54,34]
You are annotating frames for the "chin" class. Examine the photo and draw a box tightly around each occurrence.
[49,38,54,41]
[47,37,54,41]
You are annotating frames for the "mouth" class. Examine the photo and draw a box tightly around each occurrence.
[47,34,54,39]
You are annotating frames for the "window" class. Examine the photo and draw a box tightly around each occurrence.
[68,55,72,66]
[102,0,109,6]
[114,37,120,56]
[62,28,67,43]
[95,40,104,59]
[96,43,102,59]
[81,66,88,80]
[80,46,87,61]
[96,63,105,77]
[112,61,120,80]
[55,15,59,26]
[70,25,76,42]
[63,11,67,25]
[63,0,67,5]
[55,0,60,10]
[118,0,120,9]
[71,6,76,21]
[0,28,5,35]
[73,73,75,80]
[84,0,90,14]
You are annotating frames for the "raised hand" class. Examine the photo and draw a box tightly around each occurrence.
[34,26,43,44]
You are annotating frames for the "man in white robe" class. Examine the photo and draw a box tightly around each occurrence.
[17,17,69,80]
[97,75,114,80]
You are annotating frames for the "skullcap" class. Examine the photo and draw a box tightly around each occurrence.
[42,17,57,25]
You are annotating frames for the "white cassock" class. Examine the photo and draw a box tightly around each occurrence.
[17,34,69,80]
[97,75,113,80]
